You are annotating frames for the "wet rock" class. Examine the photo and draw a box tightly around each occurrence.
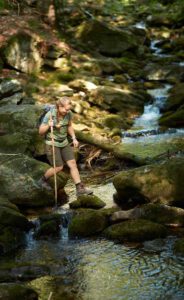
[103,219,168,243]
[163,83,184,112]
[1,265,49,282]
[0,283,38,299]
[0,226,26,255]
[34,220,60,239]
[0,196,31,254]
[174,238,184,256]
[34,213,62,239]
[159,106,184,127]
[0,199,30,230]
[113,157,184,209]
[70,195,106,209]
[0,79,22,99]
[111,204,184,227]
[159,83,184,128]
[68,209,108,237]
[2,31,43,74]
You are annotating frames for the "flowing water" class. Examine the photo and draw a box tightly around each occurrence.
[2,217,184,300]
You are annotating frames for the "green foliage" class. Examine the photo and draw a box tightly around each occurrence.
[0,0,6,9]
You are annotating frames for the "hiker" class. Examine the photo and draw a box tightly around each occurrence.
[38,96,93,197]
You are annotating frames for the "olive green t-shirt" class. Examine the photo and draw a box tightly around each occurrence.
[42,108,72,148]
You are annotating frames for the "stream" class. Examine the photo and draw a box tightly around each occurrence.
[1,213,184,300]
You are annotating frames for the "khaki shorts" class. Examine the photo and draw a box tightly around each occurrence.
[45,144,75,167]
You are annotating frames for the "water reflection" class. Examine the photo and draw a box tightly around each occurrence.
[23,237,184,300]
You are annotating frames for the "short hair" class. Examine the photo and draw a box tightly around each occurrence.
[56,96,71,107]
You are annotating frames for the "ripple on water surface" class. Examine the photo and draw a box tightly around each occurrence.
[2,235,184,300]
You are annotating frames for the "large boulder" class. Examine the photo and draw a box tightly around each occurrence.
[3,31,43,74]
[113,157,184,209]
[0,104,45,156]
[0,197,30,254]
[0,153,68,208]
[75,20,138,57]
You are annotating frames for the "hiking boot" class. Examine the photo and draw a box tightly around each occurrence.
[38,176,52,191]
[76,182,93,197]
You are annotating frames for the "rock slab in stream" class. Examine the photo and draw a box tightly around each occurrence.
[104,219,168,243]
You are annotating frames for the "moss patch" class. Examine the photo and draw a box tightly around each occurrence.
[103,219,168,243]
[70,195,106,209]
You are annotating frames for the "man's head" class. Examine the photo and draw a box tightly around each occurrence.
[56,97,71,116]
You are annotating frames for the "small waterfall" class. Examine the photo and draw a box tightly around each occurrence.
[59,208,73,241]
[150,40,171,58]
[133,84,172,131]
[133,21,146,29]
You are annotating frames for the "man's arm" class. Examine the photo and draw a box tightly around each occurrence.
[39,123,50,136]
[39,112,53,136]
[68,121,79,147]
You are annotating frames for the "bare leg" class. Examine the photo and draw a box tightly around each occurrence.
[66,159,81,184]
[44,166,63,179]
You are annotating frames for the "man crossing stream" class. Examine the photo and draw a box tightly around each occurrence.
[38,96,93,197]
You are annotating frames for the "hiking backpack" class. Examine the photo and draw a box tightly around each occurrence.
[37,104,55,128]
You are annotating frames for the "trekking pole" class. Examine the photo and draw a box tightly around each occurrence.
[50,113,58,208]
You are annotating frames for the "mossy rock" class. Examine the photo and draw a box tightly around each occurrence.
[34,220,60,239]
[163,83,184,111]
[0,226,26,254]
[68,210,108,237]
[103,219,168,243]
[39,213,62,225]
[70,195,106,209]
[0,206,30,230]
[159,107,184,128]
[173,238,184,256]
[0,283,38,300]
